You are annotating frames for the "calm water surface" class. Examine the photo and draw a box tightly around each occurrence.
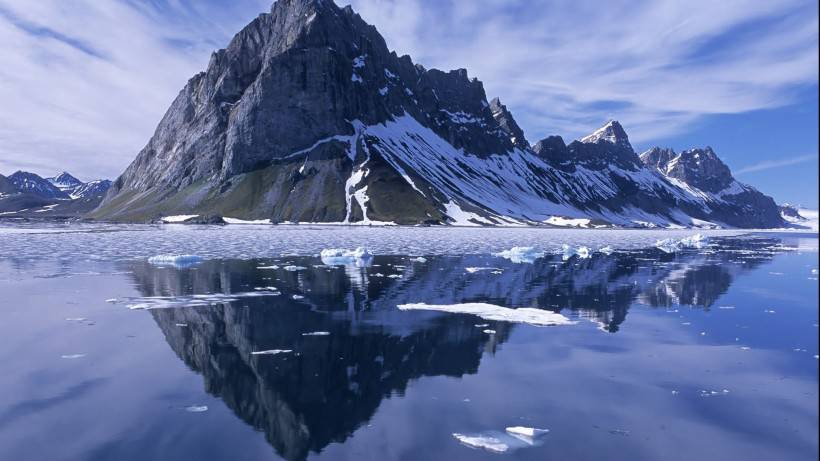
[0,225,817,460]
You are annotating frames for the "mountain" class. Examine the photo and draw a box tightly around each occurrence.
[9,171,69,199]
[0,171,111,217]
[92,0,785,228]
[0,174,17,195]
[639,147,782,228]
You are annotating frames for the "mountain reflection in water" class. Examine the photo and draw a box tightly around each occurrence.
[123,236,786,460]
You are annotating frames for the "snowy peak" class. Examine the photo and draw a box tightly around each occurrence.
[489,97,528,149]
[580,120,632,150]
[9,171,69,199]
[48,172,83,191]
[644,146,734,193]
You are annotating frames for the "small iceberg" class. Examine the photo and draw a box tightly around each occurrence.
[320,247,374,267]
[397,303,574,327]
[452,433,509,453]
[302,331,331,336]
[598,245,614,255]
[655,234,708,253]
[147,254,203,268]
[493,247,544,264]
[283,265,307,272]
[251,349,292,356]
[562,244,591,260]
[505,426,549,438]
[465,267,502,274]
[184,405,208,413]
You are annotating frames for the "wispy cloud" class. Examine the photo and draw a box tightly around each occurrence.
[0,0,817,180]
[348,0,819,143]
[735,154,818,175]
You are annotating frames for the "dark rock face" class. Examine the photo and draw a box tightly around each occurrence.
[779,204,804,220]
[9,171,69,199]
[0,174,16,195]
[639,146,783,228]
[489,97,528,149]
[92,0,786,229]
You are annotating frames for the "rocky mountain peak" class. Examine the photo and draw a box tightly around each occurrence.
[639,147,677,171]
[580,120,631,150]
[489,97,528,150]
[48,172,83,189]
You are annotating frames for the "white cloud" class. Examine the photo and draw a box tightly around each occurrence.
[0,0,817,180]
[735,154,818,175]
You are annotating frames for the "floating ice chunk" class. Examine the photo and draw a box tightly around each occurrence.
[452,433,508,453]
[320,247,374,267]
[699,389,730,397]
[465,267,501,273]
[718,306,735,310]
[562,244,591,260]
[61,354,85,359]
[493,247,544,264]
[65,317,87,322]
[302,331,330,336]
[655,234,708,253]
[475,323,490,328]
[506,426,549,438]
[184,405,208,412]
[598,246,614,255]
[740,346,750,350]
[483,329,496,334]
[251,349,292,355]
[105,298,117,303]
[175,323,188,327]
[122,291,281,310]
[397,303,574,327]
[257,265,280,270]
[410,257,427,263]
[292,294,305,300]
[148,254,202,268]
[283,265,307,271]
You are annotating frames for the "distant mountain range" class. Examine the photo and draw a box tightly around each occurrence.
[0,171,111,217]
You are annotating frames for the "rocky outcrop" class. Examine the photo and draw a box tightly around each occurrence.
[490,97,528,149]
[639,146,783,228]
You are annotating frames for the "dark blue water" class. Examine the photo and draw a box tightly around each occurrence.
[0,231,817,460]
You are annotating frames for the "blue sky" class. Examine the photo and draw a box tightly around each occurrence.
[0,0,817,206]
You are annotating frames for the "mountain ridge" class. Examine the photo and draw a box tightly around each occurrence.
[90,0,786,228]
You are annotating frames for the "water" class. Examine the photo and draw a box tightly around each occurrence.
[0,224,817,460]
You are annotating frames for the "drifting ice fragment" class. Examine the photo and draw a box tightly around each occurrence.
[562,244,591,260]
[655,234,708,253]
[598,246,614,255]
[483,329,496,334]
[257,265,280,270]
[493,247,544,263]
[397,303,574,326]
[251,349,292,355]
[410,257,427,263]
[465,267,501,273]
[184,405,208,412]
[452,433,509,453]
[292,294,305,300]
[283,265,307,271]
[320,247,374,266]
[302,331,331,336]
[505,426,549,438]
[147,254,202,268]
[61,354,86,359]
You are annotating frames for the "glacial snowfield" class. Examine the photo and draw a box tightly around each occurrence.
[0,222,774,262]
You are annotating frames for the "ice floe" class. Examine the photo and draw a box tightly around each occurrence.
[61,354,86,359]
[397,302,574,326]
[493,247,544,263]
[655,233,708,253]
[184,405,208,412]
[251,349,292,356]
[452,433,509,453]
[465,267,502,273]
[302,331,331,336]
[562,244,591,260]
[147,254,202,268]
[320,247,374,266]
[283,265,307,271]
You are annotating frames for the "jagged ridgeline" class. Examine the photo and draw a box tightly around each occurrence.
[91,0,783,228]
